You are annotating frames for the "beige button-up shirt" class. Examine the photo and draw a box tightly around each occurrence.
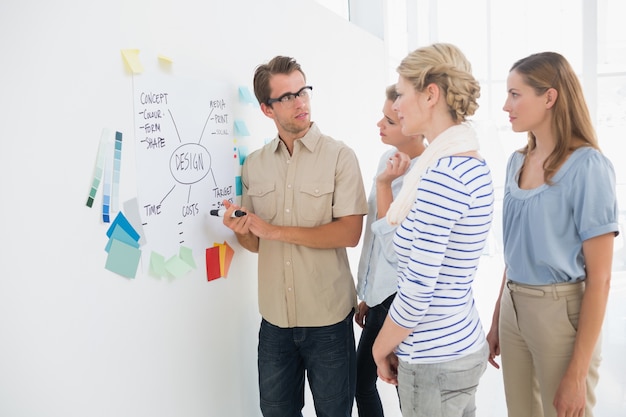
[241,123,368,328]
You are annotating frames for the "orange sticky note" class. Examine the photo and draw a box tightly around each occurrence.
[216,241,234,278]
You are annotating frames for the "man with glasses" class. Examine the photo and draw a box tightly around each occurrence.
[221,55,368,417]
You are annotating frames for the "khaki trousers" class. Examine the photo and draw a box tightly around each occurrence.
[499,280,601,417]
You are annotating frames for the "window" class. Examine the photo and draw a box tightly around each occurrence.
[315,1,626,415]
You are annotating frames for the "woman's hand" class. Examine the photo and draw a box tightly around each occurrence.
[375,352,399,386]
[486,323,501,369]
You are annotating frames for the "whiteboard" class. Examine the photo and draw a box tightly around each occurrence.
[132,73,237,271]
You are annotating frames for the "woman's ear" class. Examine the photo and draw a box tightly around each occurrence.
[426,83,440,102]
[545,87,558,109]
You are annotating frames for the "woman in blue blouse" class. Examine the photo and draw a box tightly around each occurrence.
[486,52,619,417]
[354,84,426,417]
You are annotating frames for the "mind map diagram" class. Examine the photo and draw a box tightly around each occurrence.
[133,73,237,269]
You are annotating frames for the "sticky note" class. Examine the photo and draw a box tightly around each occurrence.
[206,247,221,281]
[238,86,256,104]
[235,176,242,196]
[149,251,167,278]
[238,146,248,165]
[121,49,144,74]
[165,254,193,278]
[205,242,235,281]
[123,198,147,246]
[157,54,173,63]
[105,225,140,252]
[217,241,234,278]
[234,120,250,137]
[107,211,140,241]
[105,239,141,279]
[179,246,196,269]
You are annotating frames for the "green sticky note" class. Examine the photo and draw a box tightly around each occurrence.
[105,239,141,279]
[179,246,196,269]
[165,255,193,278]
[149,251,167,278]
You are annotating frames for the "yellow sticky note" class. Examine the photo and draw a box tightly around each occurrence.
[158,54,173,63]
[215,241,234,278]
[121,49,144,74]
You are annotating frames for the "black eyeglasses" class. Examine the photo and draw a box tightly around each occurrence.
[266,86,313,107]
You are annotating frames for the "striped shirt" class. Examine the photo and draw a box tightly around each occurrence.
[389,156,494,363]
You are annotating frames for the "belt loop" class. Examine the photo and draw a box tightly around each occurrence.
[551,284,558,300]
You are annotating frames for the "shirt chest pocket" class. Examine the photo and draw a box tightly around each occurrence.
[299,182,334,225]
[248,182,276,222]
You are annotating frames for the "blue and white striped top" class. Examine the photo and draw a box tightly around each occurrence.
[389,155,494,364]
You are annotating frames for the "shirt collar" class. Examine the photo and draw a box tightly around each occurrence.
[270,122,321,153]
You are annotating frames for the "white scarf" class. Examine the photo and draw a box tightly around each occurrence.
[386,123,480,225]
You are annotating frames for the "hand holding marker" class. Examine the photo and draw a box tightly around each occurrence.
[210,208,247,218]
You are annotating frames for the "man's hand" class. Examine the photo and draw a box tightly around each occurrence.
[221,200,259,253]
[354,302,369,329]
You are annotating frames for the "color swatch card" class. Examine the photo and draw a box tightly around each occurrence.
[205,241,234,281]
[86,128,123,224]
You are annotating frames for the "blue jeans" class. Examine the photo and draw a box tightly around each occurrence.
[355,293,398,417]
[397,343,488,417]
[258,312,356,417]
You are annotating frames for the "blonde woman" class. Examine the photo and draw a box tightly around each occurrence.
[372,43,494,417]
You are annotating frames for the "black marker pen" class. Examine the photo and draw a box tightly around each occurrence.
[210,209,247,218]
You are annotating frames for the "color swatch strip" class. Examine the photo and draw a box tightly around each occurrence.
[111,131,123,213]
[86,129,111,208]
[102,134,113,223]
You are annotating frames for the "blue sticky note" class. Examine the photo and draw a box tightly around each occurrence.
[105,225,140,252]
[235,176,242,196]
[238,86,256,104]
[105,239,141,279]
[234,120,250,137]
[238,145,248,165]
[106,211,140,241]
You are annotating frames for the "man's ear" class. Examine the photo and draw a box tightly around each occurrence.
[260,102,274,118]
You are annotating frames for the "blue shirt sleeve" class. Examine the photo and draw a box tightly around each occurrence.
[570,150,620,241]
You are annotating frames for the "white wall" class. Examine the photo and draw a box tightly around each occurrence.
[0,1,387,416]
